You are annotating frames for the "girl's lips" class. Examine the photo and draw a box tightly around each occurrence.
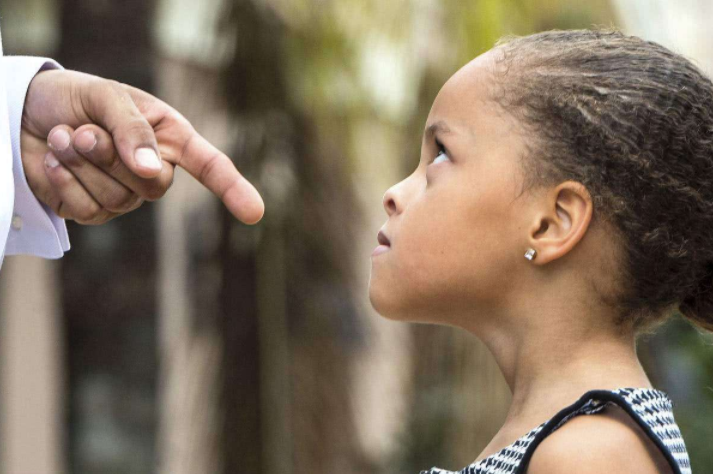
[373,230,391,257]
[371,245,391,257]
[372,245,390,257]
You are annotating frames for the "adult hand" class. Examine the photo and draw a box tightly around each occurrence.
[21,69,264,225]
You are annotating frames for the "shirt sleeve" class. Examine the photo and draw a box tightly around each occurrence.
[2,56,70,258]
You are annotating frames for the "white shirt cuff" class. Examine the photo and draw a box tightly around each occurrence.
[3,56,70,258]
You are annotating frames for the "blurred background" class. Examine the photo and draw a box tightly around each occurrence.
[0,0,711,473]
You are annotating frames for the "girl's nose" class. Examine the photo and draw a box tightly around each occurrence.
[382,185,400,216]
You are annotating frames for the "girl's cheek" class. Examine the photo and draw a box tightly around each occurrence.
[426,166,450,190]
[424,164,440,187]
[425,167,433,185]
[425,159,450,180]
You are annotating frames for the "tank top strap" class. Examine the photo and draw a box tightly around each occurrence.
[418,388,690,474]
[514,388,691,474]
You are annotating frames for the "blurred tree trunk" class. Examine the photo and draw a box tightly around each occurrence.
[56,0,159,473]
[0,257,65,474]
[154,58,226,474]
[151,0,264,471]
[0,2,64,474]
[154,1,369,472]
[219,2,369,473]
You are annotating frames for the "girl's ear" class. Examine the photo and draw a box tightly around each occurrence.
[528,181,593,265]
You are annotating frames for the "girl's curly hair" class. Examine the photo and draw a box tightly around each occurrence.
[492,28,713,332]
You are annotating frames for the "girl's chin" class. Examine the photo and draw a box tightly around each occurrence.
[368,286,423,323]
[369,284,461,326]
[368,272,442,322]
[368,285,403,320]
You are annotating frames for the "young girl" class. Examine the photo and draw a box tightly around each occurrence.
[369,29,708,474]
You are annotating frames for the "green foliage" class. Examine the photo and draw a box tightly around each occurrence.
[639,316,713,474]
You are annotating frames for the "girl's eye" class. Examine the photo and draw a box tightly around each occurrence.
[433,150,449,165]
[431,141,450,165]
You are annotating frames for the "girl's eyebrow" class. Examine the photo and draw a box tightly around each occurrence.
[424,120,452,139]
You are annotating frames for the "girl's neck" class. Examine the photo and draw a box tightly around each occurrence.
[479,314,651,437]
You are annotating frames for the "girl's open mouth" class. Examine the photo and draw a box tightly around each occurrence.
[372,230,391,256]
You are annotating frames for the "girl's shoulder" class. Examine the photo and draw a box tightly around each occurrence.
[527,401,673,474]
[419,388,690,474]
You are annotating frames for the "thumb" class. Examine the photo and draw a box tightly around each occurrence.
[83,79,163,178]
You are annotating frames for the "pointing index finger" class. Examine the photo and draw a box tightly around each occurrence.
[120,83,264,224]
[177,131,264,224]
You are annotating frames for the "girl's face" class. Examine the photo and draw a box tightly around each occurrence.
[369,50,535,327]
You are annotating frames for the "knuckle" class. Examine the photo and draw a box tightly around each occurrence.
[36,185,57,211]
[100,79,122,96]
[68,80,87,121]
[40,193,55,212]
[102,152,123,175]
[105,78,122,89]
[76,203,102,223]
[77,216,101,226]
[139,172,172,201]
[94,213,117,225]
[44,194,62,217]
[48,167,73,187]
[165,166,176,189]
[198,153,223,193]
[84,141,119,170]
[87,212,112,226]
[105,190,139,213]
[88,78,115,103]
[128,198,145,212]
[141,183,167,201]
[55,201,70,219]
[58,151,84,169]
[51,201,65,218]
[120,119,153,139]
[167,109,191,129]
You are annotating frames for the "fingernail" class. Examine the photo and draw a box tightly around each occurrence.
[45,152,60,168]
[135,148,162,171]
[49,129,71,151]
[75,130,97,152]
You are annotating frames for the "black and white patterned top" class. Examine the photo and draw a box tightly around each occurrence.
[420,388,691,474]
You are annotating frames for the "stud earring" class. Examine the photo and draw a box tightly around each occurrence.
[524,248,537,261]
